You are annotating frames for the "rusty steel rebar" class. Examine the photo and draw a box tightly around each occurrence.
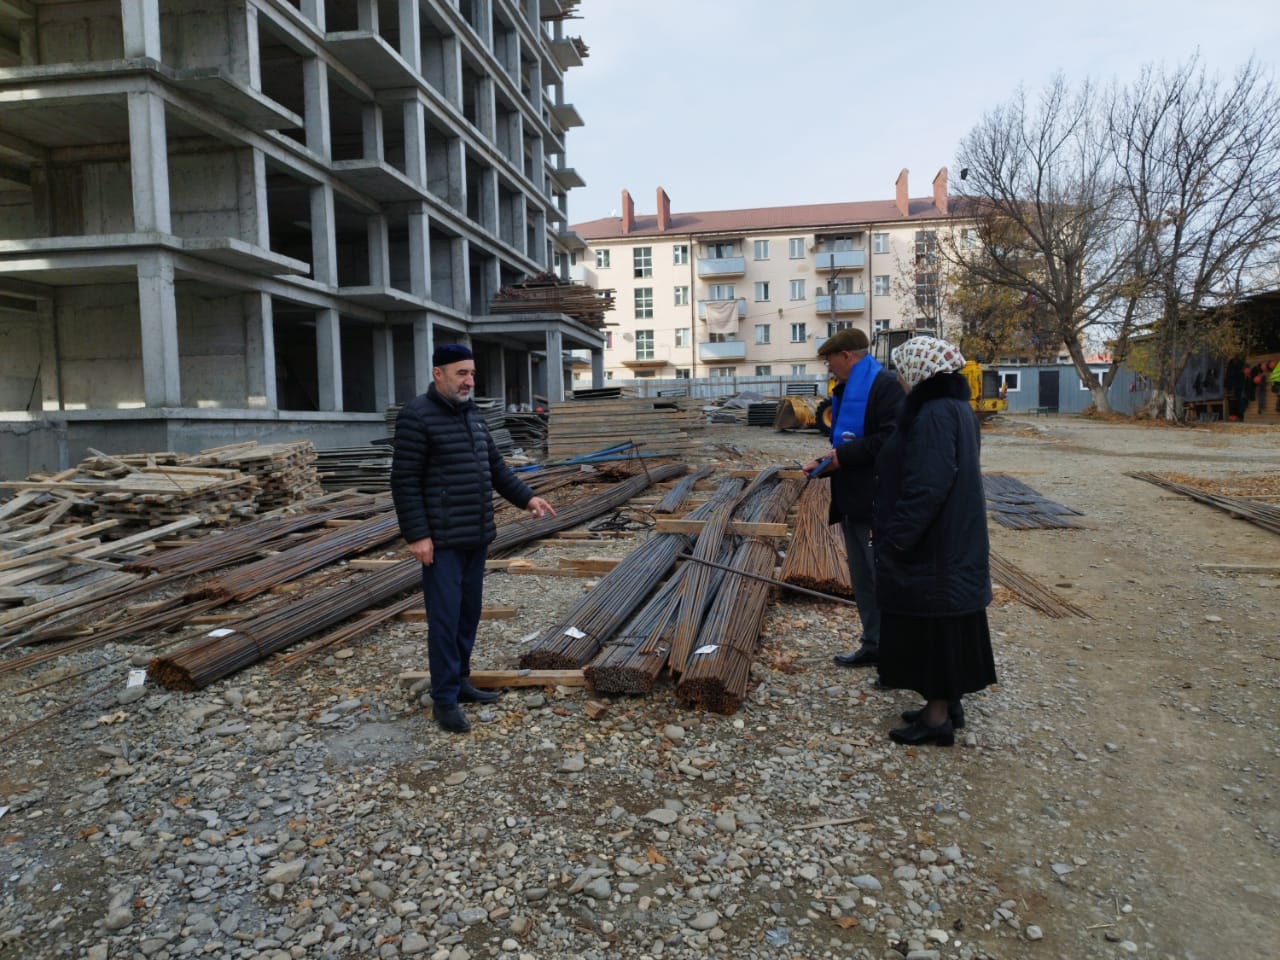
[779,479,851,597]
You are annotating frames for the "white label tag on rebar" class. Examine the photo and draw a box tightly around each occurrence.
[126,668,147,688]
[563,626,586,639]
[692,644,719,656]
[207,628,234,638]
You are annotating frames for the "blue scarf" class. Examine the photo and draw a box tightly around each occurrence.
[830,354,883,442]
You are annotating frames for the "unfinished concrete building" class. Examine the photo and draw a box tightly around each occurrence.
[0,0,601,477]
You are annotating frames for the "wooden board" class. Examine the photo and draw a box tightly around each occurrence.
[397,668,586,689]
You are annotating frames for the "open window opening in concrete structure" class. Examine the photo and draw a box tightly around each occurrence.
[497,180,521,250]
[333,194,371,288]
[169,140,261,244]
[469,250,495,316]
[384,210,413,295]
[464,154,485,225]
[380,98,408,175]
[327,75,367,163]
[424,120,458,206]
[257,16,305,148]
[428,225,456,308]
[272,303,319,411]
[417,12,450,101]
[339,319,377,412]
[390,323,414,403]
[176,282,264,409]
[460,62,481,129]
[265,160,314,272]
[0,300,43,414]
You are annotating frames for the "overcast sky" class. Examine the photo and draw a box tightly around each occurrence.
[563,0,1279,225]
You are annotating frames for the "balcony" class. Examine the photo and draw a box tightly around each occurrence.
[696,256,746,278]
[549,36,585,70]
[815,292,867,314]
[697,297,747,319]
[547,102,584,129]
[812,250,865,271]
[697,340,748,362]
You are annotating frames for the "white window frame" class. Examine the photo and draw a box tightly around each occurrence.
[754,281,770,302]
[674,285,690,306]
[633,246,653,278]
[673,244,689,265]
[754,324,771,345]
[675,367,691,379]
[873,275,891,296]
[634,287,653,319]
[710,366,736,377]
[790,322,807,343]
[791,364,807,376]
[872,232,890,254]
[674,327,690,348]
[1000,371,1021,392]
[788,237,805,259]
[595,249,611,268]
[755,365,772,376]
[790,279,805,301]
[753,239,769,260]
[708,283,736,301]
[635,329,655,361]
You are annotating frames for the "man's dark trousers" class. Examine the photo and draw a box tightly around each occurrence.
[422,545,486,706]
[840,518,879,652]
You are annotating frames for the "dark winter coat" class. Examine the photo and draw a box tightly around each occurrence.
[390,385,535,550]
[828,368,905,523]
[873,371,991,616]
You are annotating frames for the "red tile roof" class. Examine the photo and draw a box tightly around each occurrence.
[572,197,966,240]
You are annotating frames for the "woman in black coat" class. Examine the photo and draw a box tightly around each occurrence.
[873,336,996,747]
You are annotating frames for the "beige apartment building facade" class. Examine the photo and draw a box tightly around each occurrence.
[570,168,972,385]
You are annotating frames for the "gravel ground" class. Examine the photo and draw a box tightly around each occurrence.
[0,416,1277,960]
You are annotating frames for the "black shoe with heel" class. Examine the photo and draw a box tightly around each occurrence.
[902,701,965,729]
[833,646,878,668]
[889,718,955,747]
[459,682,500,704]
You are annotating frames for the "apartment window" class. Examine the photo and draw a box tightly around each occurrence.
[754,324,771,345]
[915,230,938,263]
[790,279,805,301]
[710,366,736,377]
[753,239,769,260]
[634,287,654,319]
[595,249,611,268]
[706,241,735,258]
[673,244,689,265]
[788,237,805,259]
[675,368,691,379]
[754,281,770,301]
[674,327,690,347]
[633,246,653,278]
[755,365,772,376]
[635,370,656,379]
[874,318,891,332]
[872,232,890,254]
[791,364,807,376]
[828,235,855,251]
[708,283,735,300]
[635,329,654,361]
[961,227,978,249]
[708,332,733,343]
[827,321,852,336]
[674,285,690,306]
[790,322,807,343]
[830,277,854,295]
[873,275,891,296]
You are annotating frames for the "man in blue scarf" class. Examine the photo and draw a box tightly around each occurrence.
[803,328,904,669]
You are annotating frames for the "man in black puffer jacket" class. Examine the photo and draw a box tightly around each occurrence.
[391,343,556,734]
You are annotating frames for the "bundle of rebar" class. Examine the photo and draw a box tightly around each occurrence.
[989,550,1093,619]
[1126,472,1280,535]
[779,479,851,596]
[652,466,714,514]
[983,473,1083,529]
[520,473,732,671]
[148,463,688,690]
[676,474,804,714]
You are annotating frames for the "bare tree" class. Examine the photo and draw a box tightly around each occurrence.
[1111,56,1280,418]
[954,76,1140,413]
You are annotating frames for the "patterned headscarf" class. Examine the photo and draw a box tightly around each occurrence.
[891,336,966,391]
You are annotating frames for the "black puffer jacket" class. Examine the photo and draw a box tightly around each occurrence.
[873,372,991,616]
[390,385,535,550]
[827,368,904,523]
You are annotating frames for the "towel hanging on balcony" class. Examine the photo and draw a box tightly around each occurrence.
[705,299,739,334]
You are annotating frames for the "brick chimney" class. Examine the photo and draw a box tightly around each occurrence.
[656,187,671,232]
[620,189,634,234]
[895,168,909,217]
[932,167,948,215]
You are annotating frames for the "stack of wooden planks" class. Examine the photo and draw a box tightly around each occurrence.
[546,396,703,461]
[184,441,322,510]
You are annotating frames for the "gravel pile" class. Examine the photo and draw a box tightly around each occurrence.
[2,418,1277,960]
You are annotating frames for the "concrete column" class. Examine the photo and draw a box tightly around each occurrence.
[472,0,492,46]
[310,185,337,285]
[442,35,462,109]
[480,167,498,233]
[18,19,37,66]
[245,292,276,409]
[303,58,331,159]
[230,2,261,87]
[407,203,431,299]
[531,209,547,270]
[368,213,389,287]
[362,104,384,161]
[398,0,421,73]
[478,76,496,142]
[525,57,541,117]
[510,197,527,257]
[402,99,427,186]
[372,325,394,409]
[543,328,564,403]
[137,252,181,407]
[446,137,465,211]
[591,348,604,389]
[315,308,343,411]
[241,148,270,247]
[127,91,171,233]
[121,0,161,59]
[529,133,544,190]
[357,0,378,31]
[300,0,325,30]
[412,313,433,395]
[453,237,469,314]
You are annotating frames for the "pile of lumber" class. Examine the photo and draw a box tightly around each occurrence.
[546,396,703,461]
[489,272,614,327]
[184,441,322,510]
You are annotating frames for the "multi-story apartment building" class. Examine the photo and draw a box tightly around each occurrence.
[0,0,601,476]
[570,168,971,384]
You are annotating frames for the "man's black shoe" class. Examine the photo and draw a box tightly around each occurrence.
[459,682,500,704]
[833,646,878,668]
[432,703,471,733]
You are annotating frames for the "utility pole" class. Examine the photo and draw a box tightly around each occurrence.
[827,253,839,339]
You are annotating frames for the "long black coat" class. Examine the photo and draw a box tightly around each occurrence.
[390,385,535,550]
[828,368,904,523]
[873,372,991,616]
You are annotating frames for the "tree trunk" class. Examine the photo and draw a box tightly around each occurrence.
[1089,383,1112,414]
